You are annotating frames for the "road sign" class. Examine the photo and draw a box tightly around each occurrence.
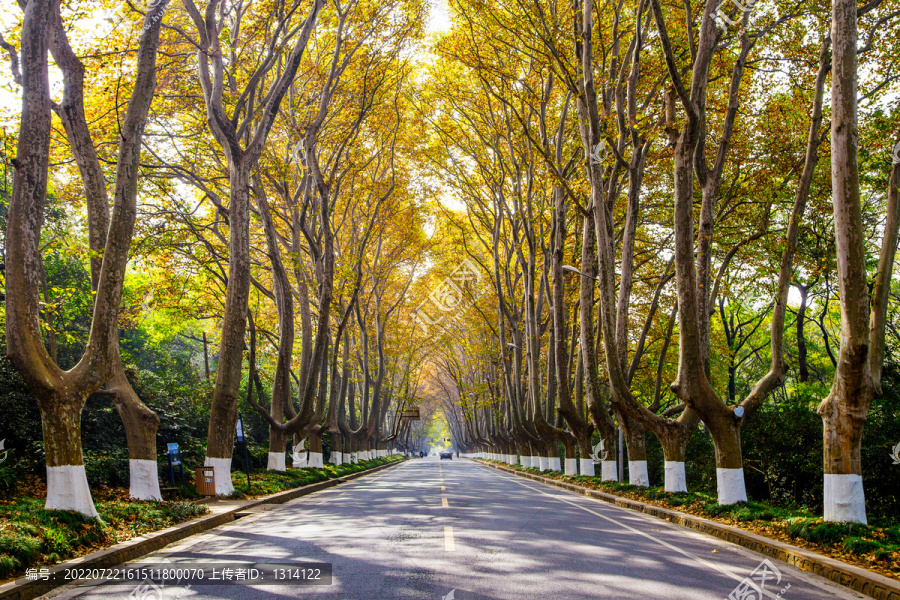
[401,407,421,421]
[166,443,184,486]
[237,412,251,489]
[167,443,181,466]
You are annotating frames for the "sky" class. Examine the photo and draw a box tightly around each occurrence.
[427,0,452,34]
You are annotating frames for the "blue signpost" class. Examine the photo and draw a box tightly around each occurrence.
[237,413,251,489]
[167,443,184,487]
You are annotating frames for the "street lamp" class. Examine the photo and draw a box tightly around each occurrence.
[562,265,600,281]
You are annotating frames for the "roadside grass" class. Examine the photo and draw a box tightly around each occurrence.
[0,455,403,582]
[495,460,900,574]
[0,498,208,580]
[229,455,404,498]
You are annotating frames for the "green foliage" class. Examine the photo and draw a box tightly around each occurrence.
[843,537,883,555]
[0,460,23,498]
[84,449,131,488]
[685,426,717,496]
[788,518,869,545]
[0,497,210,580]
[741,384,825,509]
[0,555,18,579]
[0,533,41,567]
[860,362,900,519]
[0,497,209,577]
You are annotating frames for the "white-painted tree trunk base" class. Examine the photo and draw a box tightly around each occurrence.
[629,461,649,487]
[538,456,549,471]
[716,467,748,505]
[204,457,235,496]
[664,461,687,493]
[330,452,342,465]
[351,452,359,464]
[601,460,617,481]
[824,474,867,524]
[579,459,595,477]
[128,459,162,501]
[507,454,515,465]
[46,465,98,517]
[548,457,561,472]
[308,452,324,469]
[564,458,577,476]
[379,450,387,458]
[267,453,286,472]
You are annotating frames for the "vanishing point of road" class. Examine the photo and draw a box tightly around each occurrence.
[48,458,866,600]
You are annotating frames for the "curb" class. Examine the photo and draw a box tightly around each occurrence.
[0,458,405,600]
[477,460,900,600]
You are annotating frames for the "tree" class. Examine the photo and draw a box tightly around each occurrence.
[819,0,900,523]
[4,0,167,515]
[179,0,324,494]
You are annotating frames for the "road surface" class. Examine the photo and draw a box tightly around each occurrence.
[49,457,866,600]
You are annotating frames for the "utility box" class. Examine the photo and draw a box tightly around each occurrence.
[195,466,216,496]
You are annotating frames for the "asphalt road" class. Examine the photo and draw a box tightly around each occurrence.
[50,457,867,600]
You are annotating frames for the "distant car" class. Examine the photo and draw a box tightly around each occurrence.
[440,451,453,460]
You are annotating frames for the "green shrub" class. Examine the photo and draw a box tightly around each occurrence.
[0,460,22,498]
[0,534,41,566]
[84,450,130,488]
[168,501,208,520]
[788,519,868,545]
[842,537,883,555]
[0,555,19,579]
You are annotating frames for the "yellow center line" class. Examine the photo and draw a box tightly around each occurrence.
[441,485,446,491]
[441,497,449,508]
[444,526,455,551]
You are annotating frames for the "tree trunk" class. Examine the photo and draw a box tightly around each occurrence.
[619,412,649,487]
[329,431,343,465]
[107,356,161,501]
[39,390,97,517]
[817,0,869,524]
[308,433,324,468]
[204,165,252,495]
